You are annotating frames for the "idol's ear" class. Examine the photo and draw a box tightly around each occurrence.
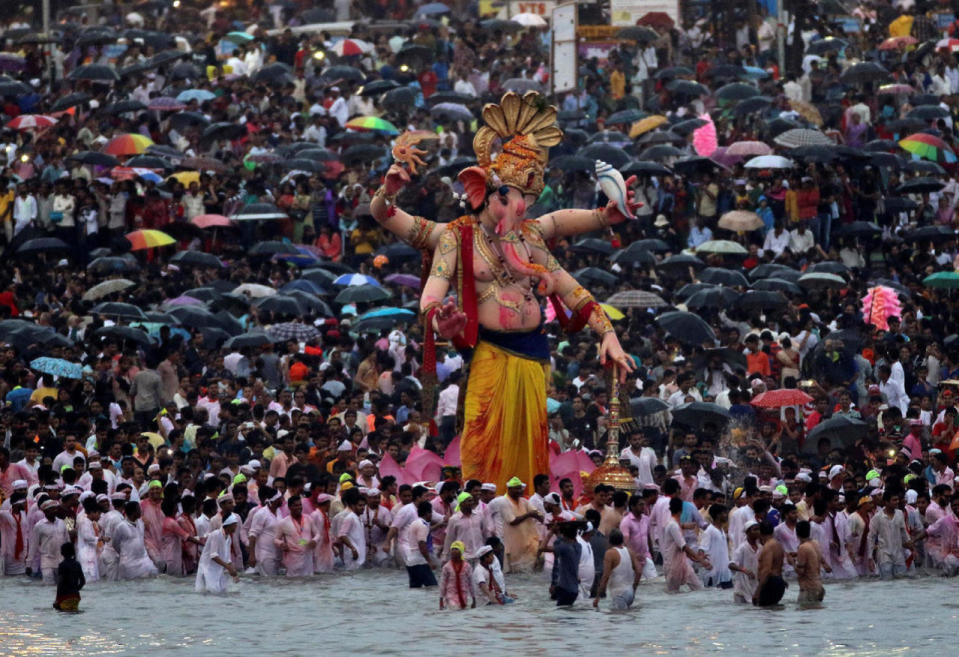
[457,166,488,210]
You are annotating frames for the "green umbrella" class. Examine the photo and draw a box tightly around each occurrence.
[923,271,959,289]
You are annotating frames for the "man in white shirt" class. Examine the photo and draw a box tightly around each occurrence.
[667,372,703,408]
[762,220,790,258]
[13,185,37,235]
[436,372,460,445]
[303,114,327,145]
[327,86,349,128]
[788,221,816,257]
[620,429,658,487]
[878,364,909,415]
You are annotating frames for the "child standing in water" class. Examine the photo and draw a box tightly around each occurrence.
[54,542,85,612]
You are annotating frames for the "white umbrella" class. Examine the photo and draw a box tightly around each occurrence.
[82,278,136,301]
[744,155,795,169]
[511,12,548,27]
[234,283,277,298]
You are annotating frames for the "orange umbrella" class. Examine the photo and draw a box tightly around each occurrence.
[125,229,175,250]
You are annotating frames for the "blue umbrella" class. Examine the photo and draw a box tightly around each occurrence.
[333,273,381,287]
[359,307,416,320]
[30,357,83,379]
[741,66,769,80]
[176,89,216,103]
[415,2,450,15]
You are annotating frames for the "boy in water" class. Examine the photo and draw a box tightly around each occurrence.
[795,520,830,606]
[53,542,85,612]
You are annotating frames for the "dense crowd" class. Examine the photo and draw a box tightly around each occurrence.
[3,0,959,612]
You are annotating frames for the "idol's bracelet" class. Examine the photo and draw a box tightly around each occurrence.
[374,185,397,206]
[593,207,609,229]
[590,303,615,335]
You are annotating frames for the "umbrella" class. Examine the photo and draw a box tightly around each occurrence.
[839,61,890,85]
[798,272,846,289]
[300,268,339,286]
[655,66,694,80]
[87,256,139,274]
[224,331,275,350]
[805,416,868,447]
[374,242,421,263]
[732,95,773,117]
[382,87,416,112]
[686,287,740,310]
[147,96,185,112]
[637,145,684,162]
[699,347,747,370]
[68,64,119,82]
[81,278,135,301]
[806,37,847,55]
[511,12,547,27]
[224,31,254,45]
[30,357,82,379]
[125,229,174,250]
[345,116,399,135]
[788,99,824,126]
[617,25,659,44]
[899,133,957,163]
[630,115,668,138]
[621,160,672,177]
[864,139,899,151]
[170,250,223,268]
[231,203,288,221]
[924,272,959,288]
[359,79,400,96]
[905,225,954,242]
[745,154,795,169]
[384,273,421,289]
[93,325,154,346]
[726,141,772,157]
[631,397,670,416]
[578,143,630,168]
[67,151,121,167]
[201,122,247,142]
[837,221,882,238]
[698,267,748,287]
[882,197,919,212]
[502,78,543,93]
[878,84,915,95]
[281,279,327,296]
[789,145,839,163]
[605,290,667,309]
[176,89,216,103]
[286,291,332,316]
[104,133,154,156]
[693,240,748,255]
[908,104,950,121]
[715,82,759,102]
[572,267,618,287]
[334,273,380,287]
[607,109,647,124]
[672,156,720,175]
[903,160,946,176]
[895,177,945,194]
[774,129,833,148]
[666,79,709,97]
[738,290,788,310]
[268,322,322,341]
[166,305,224,329]
[637,11,674,29]
[658,254,705,271]
[751,278,802,294]
[321,65,365,82]
[427,91,475,106]
[15,237,70,254]
[7,114,57,131]
[671,401,730,429]
[233,283,278,298]
[342,144,388,165]
[571,238,614,255]
[656,311,716,344]
[168,111,210,130]
[190,214,232,229]
[430,103,472,123]
[718,210,764,232]
[335,284,392,304]
[589,130,632,145]
[638,131,684,146]
[751,389,814,408]
[671,118,708,136]
[124,155,172,170]
[91,301,148,320]
[610,246,655,267]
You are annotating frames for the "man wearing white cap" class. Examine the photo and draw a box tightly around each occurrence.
[27,499,70,584]
[247,486,284,576]
[196,513,240,593]
[311,493,336,574]
[730,520,761,603]
[98,492,128,581]
[361,488,392,566]
[356,459,379,491]
[113,501,158,580]
[0,487,30,574]
[335,488,367,571]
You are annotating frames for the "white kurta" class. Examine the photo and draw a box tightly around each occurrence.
[98,509,124,581]
[336,509,366,570]
[248,508,281,576]
[76,515,101,581]
[113,519,159,580]
[28,517,70,584]
[731,540,760,602]
[195,528,234,593]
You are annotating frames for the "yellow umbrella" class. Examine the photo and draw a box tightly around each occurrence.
[788,99,823,127]
[140,432,164,449]
[601,303,625,320]
[630,115,667,139]
[169,170,200,185]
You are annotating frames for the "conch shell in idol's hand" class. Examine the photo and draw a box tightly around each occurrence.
[391,130,435,175]
[595,160,635,220]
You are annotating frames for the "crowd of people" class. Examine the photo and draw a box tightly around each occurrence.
[3,0,959,614]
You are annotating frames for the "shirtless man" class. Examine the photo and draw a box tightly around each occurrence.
[754,521,786,606]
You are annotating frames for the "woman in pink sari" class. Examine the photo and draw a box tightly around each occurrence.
[311,494,336,573]
[439,541,476,610]
[177,494,200,575]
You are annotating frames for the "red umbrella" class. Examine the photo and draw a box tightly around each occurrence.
[750,389,814,408]
[636,11,674,30]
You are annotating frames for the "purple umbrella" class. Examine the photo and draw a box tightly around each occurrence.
[147,96,186,112]
[384,273,421,289]
[709,146,743,169]
[163,295,205,306]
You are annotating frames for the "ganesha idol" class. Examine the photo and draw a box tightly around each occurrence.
[370,91,639,492]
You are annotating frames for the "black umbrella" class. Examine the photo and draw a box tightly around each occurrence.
[15,237,70,255]
[223,330,273,350]
[864,139,898,151]
[751,278,802,294]
[144,311,180,324]
[675,282,718,299]
[699,347,747,370]
[572,267,619,287]
[430,103,472,123]
[908,104,950,120]
[75,30,117,47]
[106,99,147,114]
[658,253,704,271]
[93,325,153,346]
[341,144,388,165]
[637,145,683,161]
[904,225,954,241]
[733,95,773,116]
[359,79,400,96]
[631,238,671,253]
[427,91,476,106]
[321,65,365,82]
[666,79,709,96]
[672,156,721,175]
[805,415,868,449]
[169,62,202,80]
[870,152,903,171]
[502,78,543,94]
[170,250,224,268]
[715,82,759,102]
[202,122,246,141]
[577,143,630,168]
[805,37,848,55]
[610,247,655,267]
[255,295,304,316]
[671,401,730,429]
[621,160,672,177]
[436,157,477,177]
[301,268,339,286]
[571,238,614,255]
[836,221,882,238]
[125,155,173,170]
[557,109,585,122]
[886,118,925,133]
[763,117,801,138]
[738,290,788,310]
[903,160,946,176]
[49,92,91,112]
[295,148,339,162]
[807,261,849,275]
[382,86,417,111]
[248,241,299,256]
[87,257,139,274]
[607,109,646,124]
[840,62,890,85]
[705,64,744,80]
[91,301,147,320]
[0,81,32,96]
[895,177,944,194]
[335,284,392,304]
[882,197,918,212]
[655,66,694,80]
[671,118,708,135]
[67,151,121,167]
[630,397,670,417]
[637,130,684,145]
[287,291,333,316]
[549,155,594,172]
[788,145,838,162]
[68,64,119,82]
[167,305,222,329]
[282,158,325,173]
[685,287,740,310]
[374,242,421,262]
[396,44,435,65]
[147,49,188,68]
[588,130,631,145]
[168,111,210,130]
[656,311,716,344]
[616,25,658,44]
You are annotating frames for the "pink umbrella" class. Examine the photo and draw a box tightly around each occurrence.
[726,140,772,157]
[692,113,717,157]
[191,214,232,229]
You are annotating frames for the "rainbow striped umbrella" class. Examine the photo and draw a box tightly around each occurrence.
[899,133,957,163]
[125,229,175,250]
[345,116,399,135]
[104,133,154,156]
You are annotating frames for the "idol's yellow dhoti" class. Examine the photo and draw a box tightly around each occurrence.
[461,337,550,493]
